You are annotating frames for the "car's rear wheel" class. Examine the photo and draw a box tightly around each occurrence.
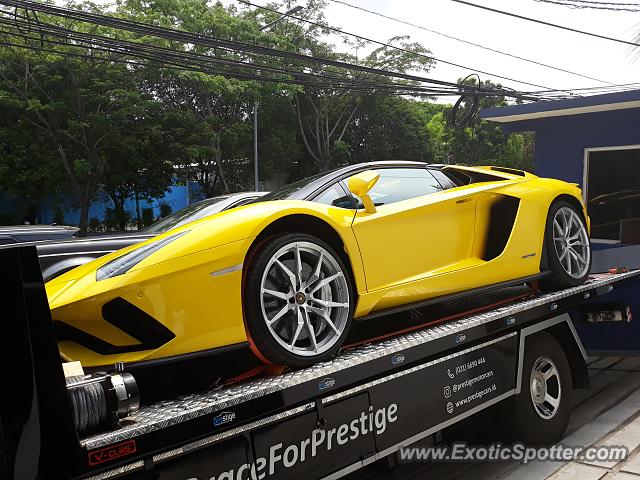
[244,233,354,368]
[540,201,591,291]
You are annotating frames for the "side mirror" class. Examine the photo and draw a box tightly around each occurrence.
[347,170,380,213]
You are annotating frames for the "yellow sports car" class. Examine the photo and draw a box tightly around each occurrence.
[47,162,591,369]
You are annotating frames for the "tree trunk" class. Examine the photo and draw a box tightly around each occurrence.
[135,188,142,231]
[119,198,128,231]
[211,134,229,194]
[78,185,92,237]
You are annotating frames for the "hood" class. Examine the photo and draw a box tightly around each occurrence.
[45,200,308,287]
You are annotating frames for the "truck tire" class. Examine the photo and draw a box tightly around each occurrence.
[500,331,572,445]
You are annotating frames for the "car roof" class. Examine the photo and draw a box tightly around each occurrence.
[0,224,79,233]
[189,191,266,205]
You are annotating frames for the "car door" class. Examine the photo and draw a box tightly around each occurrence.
[348,167,478,292]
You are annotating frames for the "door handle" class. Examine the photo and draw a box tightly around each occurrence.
[456,197,473,205]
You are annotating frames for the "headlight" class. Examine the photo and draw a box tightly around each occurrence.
[96,231,189,281]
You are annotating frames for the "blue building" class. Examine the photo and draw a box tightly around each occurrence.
[481,90,640,354]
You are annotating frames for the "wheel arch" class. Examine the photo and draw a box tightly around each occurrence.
[545,322,590,389]
[244,213,363,297]
[518,314,589,394]
[553,194,587,223]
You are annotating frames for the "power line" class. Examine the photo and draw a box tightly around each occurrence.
[451,0,640,47]
[551,0,640,6]
[237,0,561,91]
[0,1,469,91]
[2,4,549,102]
[0,18,458,96]
[534,0,640,11]
[326,0,613,85]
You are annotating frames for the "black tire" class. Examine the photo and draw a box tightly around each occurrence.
[539,200,591,292]
[243,233,354,368]
[499,332,572,445]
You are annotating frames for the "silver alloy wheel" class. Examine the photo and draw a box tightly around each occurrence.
[530,356,561,419]
[552,206,590,279]
[259,241,350,357]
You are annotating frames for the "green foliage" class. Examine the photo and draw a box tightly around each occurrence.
[53,209,65,226]
[0,211,18,225]
[141,208,155,228]
[159,202,172,218]
[88,217,103,232]
[0,0,535,230]
[421,79,535,170]
[344,96,435,164]
[104,207,132,232]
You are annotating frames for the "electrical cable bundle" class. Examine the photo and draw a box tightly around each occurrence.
[0,0,551,102]
[2,0,637,129]
[534,0,640,13]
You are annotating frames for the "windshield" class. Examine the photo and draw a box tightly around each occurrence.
[145,196,229,234]
[256,170,338,202]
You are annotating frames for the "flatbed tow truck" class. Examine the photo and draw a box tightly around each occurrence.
[2,246,640,480]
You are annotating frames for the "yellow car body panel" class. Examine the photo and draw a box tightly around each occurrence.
[47,166,588,367]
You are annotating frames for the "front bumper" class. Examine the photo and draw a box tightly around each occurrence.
[49,239,252,367]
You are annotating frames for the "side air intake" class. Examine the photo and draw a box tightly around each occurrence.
[483,196,521,261]
[54,298,175,355]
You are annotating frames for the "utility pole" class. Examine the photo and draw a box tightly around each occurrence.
[254,102,259,191]
[254,5,304,192]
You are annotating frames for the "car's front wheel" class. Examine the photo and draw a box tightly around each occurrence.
[244,233,354,368]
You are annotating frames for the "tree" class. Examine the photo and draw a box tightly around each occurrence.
[0,112,66,223]
[343,96,436,164]
[426,79,535,170]
[100,89,175,230]
[0,4,149,234]
[118,0,270,194]
[0,0,537,233]
[246,1,435,170]
[147,71,260,196]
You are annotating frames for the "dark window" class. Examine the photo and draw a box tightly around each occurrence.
[0,235,16,245]
[226,197,258,210]
[257,169,339,202]
[587,148,640,244]
[144,196,229,234]
[350,168,443,207]
[430,169,459,190]
[314,183,358,209]
[442,168,471,186]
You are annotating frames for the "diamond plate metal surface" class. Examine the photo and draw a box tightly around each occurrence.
[82,272,639,450]
[83,461,144,480]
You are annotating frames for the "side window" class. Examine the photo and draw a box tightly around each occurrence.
[0,235,16,245]
[314,183,358,209]
[430,169,459,190]
[360,168,444,206]
[225,197,257,210]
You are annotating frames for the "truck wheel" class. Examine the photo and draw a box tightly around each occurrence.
[540,201,591,291]
[501,332,572,445]
[244,233,354,368]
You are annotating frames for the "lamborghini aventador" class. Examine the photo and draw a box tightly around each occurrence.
[47,162,591,368]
